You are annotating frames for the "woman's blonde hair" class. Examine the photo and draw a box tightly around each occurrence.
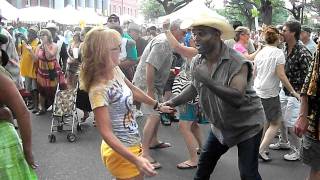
[39,29,53,43]
[80,27,121,91]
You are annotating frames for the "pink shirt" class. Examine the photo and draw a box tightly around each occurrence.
[233,42,247,54]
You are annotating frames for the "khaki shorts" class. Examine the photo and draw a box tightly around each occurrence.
[141,89,163,116]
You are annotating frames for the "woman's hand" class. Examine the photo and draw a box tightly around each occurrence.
[23,146,38,169]
[135,156,157,177]
[158,103,176,113]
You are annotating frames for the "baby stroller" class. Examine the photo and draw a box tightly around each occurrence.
[48,83,82,143]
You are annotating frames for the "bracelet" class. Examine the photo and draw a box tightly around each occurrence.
[153,101,159,110]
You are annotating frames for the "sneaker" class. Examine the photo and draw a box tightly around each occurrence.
[269,141,290,150]
[284,150,300,161]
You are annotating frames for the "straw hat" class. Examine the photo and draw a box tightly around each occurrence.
[45,22,58,31]
[180,12,235,40]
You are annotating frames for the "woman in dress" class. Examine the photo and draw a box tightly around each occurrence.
[34,29,65,115]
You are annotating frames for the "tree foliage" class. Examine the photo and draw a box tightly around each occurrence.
[140,0,193,21]
[222,0,287,29]
[283,0,304,21]
[307,0,320,15]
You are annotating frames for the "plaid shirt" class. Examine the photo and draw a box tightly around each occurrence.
[283,42,312,96]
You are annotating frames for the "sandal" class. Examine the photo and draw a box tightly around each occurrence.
[177,161,197,169]
[149,142,171,149]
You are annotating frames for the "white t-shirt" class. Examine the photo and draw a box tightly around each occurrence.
[254,46,285,98]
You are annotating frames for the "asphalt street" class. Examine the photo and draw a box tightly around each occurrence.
[29,110,308,180]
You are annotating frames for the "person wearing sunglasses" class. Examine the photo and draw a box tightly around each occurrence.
[234,26,262,61]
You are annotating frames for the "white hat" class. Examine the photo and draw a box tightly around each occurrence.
[180,11,235,40]
[45,22,58,31]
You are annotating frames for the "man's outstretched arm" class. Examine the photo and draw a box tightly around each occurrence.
[167,84,198,107]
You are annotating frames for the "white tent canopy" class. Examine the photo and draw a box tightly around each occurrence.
[78,8,105,25]
[17,7,56,23]
[158,0,226,24]
[0,0,18,21]
[55,6,105,25]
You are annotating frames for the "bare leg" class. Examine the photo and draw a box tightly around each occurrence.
[178,121,198,165]
[150,119,161,146]
[191,121,203,149]
[259,120,281,153]
[38,94,45,111]
[142,115,160,162]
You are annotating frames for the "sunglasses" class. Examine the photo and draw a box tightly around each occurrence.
[108,18,119,23]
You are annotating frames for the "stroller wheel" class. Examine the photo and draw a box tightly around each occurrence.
[67,133,76,142]
[48,134,56,143]
[76,123,82,132]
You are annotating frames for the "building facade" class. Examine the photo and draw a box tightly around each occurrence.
[7,0,138,17]
[109,0,138,17]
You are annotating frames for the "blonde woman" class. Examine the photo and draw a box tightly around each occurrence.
[80,27,174,180]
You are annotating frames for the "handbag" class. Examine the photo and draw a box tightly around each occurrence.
[48,68,57,81]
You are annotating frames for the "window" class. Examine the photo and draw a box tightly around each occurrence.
[113,5,116,13]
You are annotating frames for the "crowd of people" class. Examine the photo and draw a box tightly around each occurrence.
[1,6,320,180]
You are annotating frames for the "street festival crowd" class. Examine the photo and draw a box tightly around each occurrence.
[1,5,320,180]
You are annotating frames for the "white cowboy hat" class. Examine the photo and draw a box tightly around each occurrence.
[180,11,235,40]
[45,22,58,31]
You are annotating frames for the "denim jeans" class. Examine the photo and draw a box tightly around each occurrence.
[194,130,262,180]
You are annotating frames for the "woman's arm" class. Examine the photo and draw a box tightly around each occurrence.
[276,64,300,99]
[124,79,174,113]
[243,45,261,60]
[94,106,157,176]
[0,73,36,168]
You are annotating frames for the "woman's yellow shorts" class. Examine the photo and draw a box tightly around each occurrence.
[101,141,142,179]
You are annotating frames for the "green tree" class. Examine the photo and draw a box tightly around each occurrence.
[223,0,286,28]
[140,0,192,21]
[140,0,166,20]
[307,0,320,15]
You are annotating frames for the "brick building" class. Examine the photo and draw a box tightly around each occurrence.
[109,0,138,17]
